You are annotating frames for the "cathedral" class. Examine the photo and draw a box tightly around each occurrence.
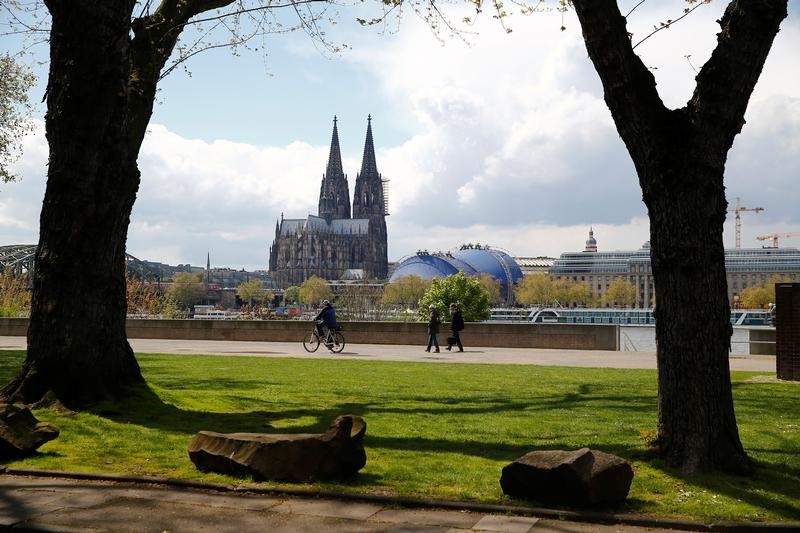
[268,116,389,287]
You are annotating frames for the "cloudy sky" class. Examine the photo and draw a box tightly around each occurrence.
[2,1,799,270]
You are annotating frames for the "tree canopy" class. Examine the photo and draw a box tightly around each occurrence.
[602,278,636,308]
[739,275,791,308]
[472,273,503,305]
[237,279,273,306]
[515,274,595,307]
[0,53,35,183]
[299,275,333,306]
[165,272,206,310]
[283,285,301,305]
[382,275,431,308]
[418,272,491,322]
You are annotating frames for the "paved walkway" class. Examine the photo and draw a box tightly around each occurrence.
[0,336,777,371]
[0,474,696,532]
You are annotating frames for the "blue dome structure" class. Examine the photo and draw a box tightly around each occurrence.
[452,247,523,288]
[389,244,523,304]
[388,252,473,280]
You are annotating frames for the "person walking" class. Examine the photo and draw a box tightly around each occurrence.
[425,304,441,352]
[446,302,464,352]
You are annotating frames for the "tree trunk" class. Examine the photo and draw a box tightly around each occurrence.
[1,1,144,407]
[572,0,787,473]
[645,150,750,474]
[0,0,237,408]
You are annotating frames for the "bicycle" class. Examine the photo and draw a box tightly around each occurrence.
[303,323,345,353]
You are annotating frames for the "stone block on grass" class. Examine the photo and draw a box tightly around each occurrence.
[188,415,366,483]
[500,448,633,506]
[0,402,60,458]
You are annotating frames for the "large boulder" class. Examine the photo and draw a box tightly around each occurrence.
[0,403,60,458]
[188,415,367,483]
[500,448,633,506]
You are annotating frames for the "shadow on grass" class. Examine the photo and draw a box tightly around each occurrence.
[659,457,800,520]
[88,383,317,435]
[36,372,797,522]
[93,381,656,440]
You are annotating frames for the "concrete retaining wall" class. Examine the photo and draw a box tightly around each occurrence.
[0,318,618,351]
[749,328,776,355]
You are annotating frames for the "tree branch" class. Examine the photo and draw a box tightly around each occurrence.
[688,0,788,152]
[571,0,668,157]
[631,1,705,51]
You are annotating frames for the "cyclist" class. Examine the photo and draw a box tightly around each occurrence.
[314,299,337,347]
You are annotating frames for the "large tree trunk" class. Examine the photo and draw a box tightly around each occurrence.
[1,1,144,407]
[572,0,787,473]
[645,151,748,473]
[0,0,236,408]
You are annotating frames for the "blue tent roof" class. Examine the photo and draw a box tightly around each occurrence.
[452,248,523,287]
[389,254,469,281]
[389,248,522,288]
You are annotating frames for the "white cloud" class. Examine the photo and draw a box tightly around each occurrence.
[131,124,341,268]
[348,3,800,255]
[0,120,47,244]
[1,3,798,270]
[387,217,652,261]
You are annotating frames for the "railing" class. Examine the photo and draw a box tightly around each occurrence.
[620,330,638,352]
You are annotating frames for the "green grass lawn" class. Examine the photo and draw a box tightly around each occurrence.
[1,349,798,523]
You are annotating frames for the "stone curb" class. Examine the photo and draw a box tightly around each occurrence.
[2,467,798,532]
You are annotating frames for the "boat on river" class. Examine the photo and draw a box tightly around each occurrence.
[522,307,773,326]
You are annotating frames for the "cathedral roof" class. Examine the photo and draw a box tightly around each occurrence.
[278,215,370,236]
[329,218,370,235]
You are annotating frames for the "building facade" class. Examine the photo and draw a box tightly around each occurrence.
[268,117,388,287]
[549,229,800,308]
[514,256,556,276]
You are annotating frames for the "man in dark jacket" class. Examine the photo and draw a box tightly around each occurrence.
[425,304,441,353]
[314,300,337,343]
[446,302,464,352]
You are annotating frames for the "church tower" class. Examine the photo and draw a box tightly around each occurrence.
[318,116,351,221]
[584,227,598,253]
[352,115,388,279]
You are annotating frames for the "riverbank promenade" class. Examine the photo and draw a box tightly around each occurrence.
[0,336,776,372]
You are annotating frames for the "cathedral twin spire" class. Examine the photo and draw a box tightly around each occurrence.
[359,115,378,179]
[318,115,383,222]
[318,116,350,221]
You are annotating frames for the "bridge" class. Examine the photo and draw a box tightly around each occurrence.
[0,244,162,280]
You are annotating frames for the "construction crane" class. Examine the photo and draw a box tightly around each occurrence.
[728,197,764,249]
[756,232,800,248]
